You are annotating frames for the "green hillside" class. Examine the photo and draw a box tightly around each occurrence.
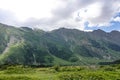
[0,23,120,66]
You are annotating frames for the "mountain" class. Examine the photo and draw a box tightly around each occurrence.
[0,23,120,66]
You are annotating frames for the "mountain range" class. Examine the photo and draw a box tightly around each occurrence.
[0,23,120,66]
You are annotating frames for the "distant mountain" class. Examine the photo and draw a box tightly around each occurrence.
[0,23,120,66]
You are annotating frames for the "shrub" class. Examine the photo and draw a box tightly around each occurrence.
[53,65,60,71]
[104,67,116,71]
[59,66,85,72]
[59,73,83,80]
[69,57,79,62]
[87,74,105,80]
[0,76,31,80]
[3,66,33,74]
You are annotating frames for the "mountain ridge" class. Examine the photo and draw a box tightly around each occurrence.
[0,23,120,66]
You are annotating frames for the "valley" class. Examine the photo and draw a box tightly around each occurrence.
[0,65,120,80]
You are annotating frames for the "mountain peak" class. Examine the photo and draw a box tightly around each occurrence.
[92,29,107,37]
[93,29,105,33]
[110,30,120,34]
[20,27,33,31]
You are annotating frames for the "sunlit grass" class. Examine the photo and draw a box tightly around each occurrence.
[0,65,120,80]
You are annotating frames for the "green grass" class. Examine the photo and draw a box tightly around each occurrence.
[0,65,120,80]
[0,65,58,80]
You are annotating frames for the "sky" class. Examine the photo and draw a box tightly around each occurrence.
[0,0,120,32]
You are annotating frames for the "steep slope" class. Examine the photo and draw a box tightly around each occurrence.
[0,23,120,65]
[47,28,120,64]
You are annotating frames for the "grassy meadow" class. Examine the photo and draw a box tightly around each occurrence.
[0,65,120,80]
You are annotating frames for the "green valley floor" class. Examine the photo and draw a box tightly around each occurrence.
[0,65,120,80]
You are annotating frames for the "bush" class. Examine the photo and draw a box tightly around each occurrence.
[59,73,83,80]
[104,67,116,71]
[0,65,8,70]
[3,66,33,74]
[69,57,79,62]
[87,74,105,80]
[59,72,105,80]
[0,76,31,80]
[59,66,85,72]
[116,65,120,69]
[53,65,60,71]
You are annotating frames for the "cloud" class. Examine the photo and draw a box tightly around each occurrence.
[21,0,96,30]
[22,0,120,31]
[113,17,120,22]
[78,0,120,27]
[0,0,120,31]
[0,9,20,26]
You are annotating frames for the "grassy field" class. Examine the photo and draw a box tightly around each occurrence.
[0,65,120,80]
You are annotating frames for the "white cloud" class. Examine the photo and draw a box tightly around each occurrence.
[0,0,119,31]
[79,2,102,19]
[78,0,120,27]
[0,0,57,21]
[113,17,120,22]
[0,9,20,26]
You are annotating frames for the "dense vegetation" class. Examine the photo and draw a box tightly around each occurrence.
[0,65,120,80]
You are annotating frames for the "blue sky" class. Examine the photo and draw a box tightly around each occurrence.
[0,0,120,31]
[85,21,120,32]
[85,13,120,32]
